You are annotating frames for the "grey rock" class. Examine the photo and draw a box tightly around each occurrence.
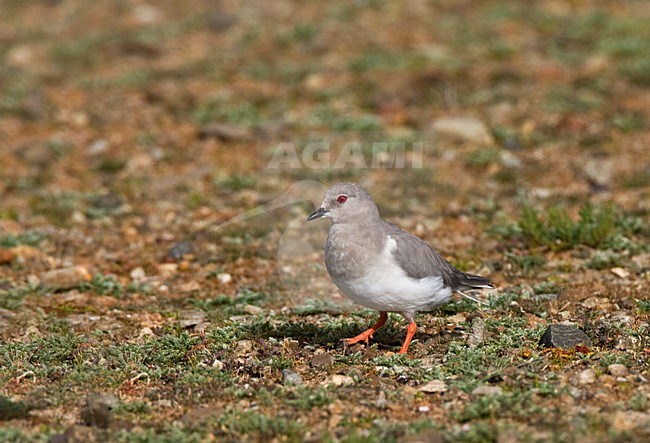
[468,317,487,348]
[282,369,303,386]
[178,309,206,329]
[539,324,592,348]
[164,242,194,262]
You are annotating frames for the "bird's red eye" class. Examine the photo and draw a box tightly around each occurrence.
[337,195,347,204]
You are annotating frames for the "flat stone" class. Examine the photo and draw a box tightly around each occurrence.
[178,309,206,329]
[243,304,264,315]
[430,116,494,145]
[41,266,92,291]
[472,385,503,396]
[178,281,201,293]
[610,267,630,279]
[418,379,447,394]
[539,324,592,348]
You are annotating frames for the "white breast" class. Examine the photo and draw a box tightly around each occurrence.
[331,236,452,315]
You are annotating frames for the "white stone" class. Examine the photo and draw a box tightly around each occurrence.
[130,267,146,281]
[578,368,596,385]
[217,273,233,284]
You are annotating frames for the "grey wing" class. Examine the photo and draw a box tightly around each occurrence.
[383,221,493,291]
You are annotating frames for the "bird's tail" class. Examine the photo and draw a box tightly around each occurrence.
[456,272,494,306]
[458,272,494,290]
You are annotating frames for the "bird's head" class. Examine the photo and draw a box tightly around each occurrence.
[307,182,380,224]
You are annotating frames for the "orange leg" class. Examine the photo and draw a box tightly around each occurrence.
[398,321,417,354]
[345,312,388,346]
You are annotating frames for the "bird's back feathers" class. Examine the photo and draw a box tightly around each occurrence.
[383,221,493,292]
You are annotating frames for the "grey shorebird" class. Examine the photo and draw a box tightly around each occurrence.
[307,182,493,354]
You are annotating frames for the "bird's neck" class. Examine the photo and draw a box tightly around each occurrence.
[329,218,386,249]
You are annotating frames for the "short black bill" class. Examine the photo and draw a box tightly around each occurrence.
[307,207,328,221]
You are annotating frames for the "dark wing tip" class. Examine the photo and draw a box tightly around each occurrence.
[456,272,493,290]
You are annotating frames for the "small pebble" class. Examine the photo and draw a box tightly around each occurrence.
[578,368,596,385]
[130,267,146,281]
[282,369,303,386]
[327,375,354,387]
[610,267,629,279]
[217,273,232,284]
[164,242,194,262]
[607,364,628,377]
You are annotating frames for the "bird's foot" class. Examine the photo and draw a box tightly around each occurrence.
[343,329,375,347]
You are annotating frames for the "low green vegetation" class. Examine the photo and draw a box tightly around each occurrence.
[491,202,646,251]
[519,202,616,249]
[0,231,47,248]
